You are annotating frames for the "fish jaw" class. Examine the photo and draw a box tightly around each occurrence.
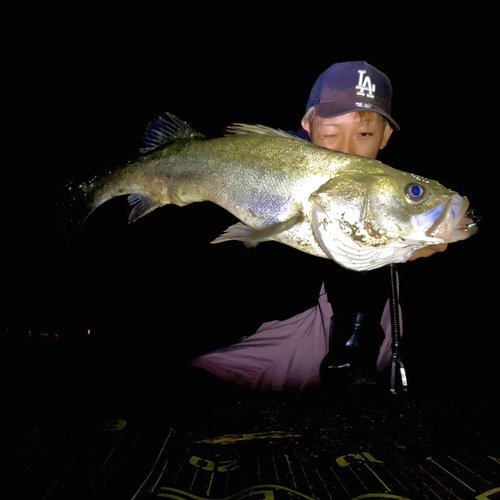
[411,194,477,244]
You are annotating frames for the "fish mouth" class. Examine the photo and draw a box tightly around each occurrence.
[451,208,480,241]
[413,195,478,243]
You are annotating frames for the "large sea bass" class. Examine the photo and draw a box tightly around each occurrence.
[74,113,477,271]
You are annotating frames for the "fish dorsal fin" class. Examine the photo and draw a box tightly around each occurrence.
[225,123,305,141]
[139,112,205,154]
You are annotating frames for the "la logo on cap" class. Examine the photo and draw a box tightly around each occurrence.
[355,70,375,98]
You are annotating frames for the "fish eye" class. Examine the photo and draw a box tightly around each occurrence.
[404,183,426,203]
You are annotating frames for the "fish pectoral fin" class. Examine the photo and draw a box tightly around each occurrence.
[127,194,162,224]
[211,213,304,247]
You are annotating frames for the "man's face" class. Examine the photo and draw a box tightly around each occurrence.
[301,112,393,159]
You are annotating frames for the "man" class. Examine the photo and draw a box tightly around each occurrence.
[191,62,446,390]
[298,61,447,259]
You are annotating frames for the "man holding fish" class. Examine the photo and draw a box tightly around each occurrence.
[191,61,464,390]
[76,61,476,390]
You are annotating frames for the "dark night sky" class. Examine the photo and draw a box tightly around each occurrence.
[3,10,496,388]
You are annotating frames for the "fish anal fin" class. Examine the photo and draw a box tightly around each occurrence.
[127,194,161,224]
[212,213,304,247]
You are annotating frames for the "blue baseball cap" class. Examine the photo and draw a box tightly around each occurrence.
[306,61,400,131]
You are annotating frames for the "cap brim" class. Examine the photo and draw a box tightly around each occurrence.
[315,101,400,131]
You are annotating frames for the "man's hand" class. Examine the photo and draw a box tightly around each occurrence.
[409,243,449,261]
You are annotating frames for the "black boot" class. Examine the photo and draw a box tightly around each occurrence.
[320,310,384,388]
[321,268,391,389]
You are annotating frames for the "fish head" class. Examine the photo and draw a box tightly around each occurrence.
[310,165,477,271]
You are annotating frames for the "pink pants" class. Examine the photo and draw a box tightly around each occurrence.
[191,283,401,391]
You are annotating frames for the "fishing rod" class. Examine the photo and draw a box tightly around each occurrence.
[389,264,408,395]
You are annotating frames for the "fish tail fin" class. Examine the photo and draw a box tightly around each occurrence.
[56,177,96,241]
[59,180,160,240]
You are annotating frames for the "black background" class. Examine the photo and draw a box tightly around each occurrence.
[3,8,497,400]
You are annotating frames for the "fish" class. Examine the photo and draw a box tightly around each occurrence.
[73,113,477,271]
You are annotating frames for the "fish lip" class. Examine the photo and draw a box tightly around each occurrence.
[424,194,469,240]
[458,208,480,230]
[451,208,480,240]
